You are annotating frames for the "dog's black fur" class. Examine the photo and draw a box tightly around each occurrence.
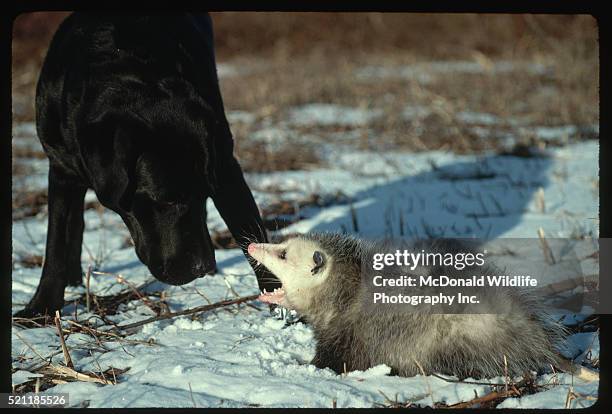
[15,13,280,318]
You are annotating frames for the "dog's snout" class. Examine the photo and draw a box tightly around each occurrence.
[150,253,216,285]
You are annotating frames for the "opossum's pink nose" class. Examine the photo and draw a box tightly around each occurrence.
[247,243,257,255]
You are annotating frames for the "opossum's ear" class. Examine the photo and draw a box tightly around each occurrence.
[311,251,325,275]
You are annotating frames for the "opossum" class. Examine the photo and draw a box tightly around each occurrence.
[248,232,572,379]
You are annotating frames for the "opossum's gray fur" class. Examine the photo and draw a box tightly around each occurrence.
[299,232,568,379]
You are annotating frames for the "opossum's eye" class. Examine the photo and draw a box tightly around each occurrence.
[278,249,287,260]
[312,251,325,275]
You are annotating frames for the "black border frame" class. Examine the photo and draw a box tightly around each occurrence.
[2,2,608,413]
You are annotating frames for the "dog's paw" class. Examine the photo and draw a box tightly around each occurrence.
[14,294,64,323]
[13,306,37,319]
[13,307,54,327]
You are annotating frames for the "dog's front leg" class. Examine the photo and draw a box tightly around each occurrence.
[15,166,86,318]
[211,156,281,294]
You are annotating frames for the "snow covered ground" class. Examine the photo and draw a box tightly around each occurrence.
[11,97,599,408]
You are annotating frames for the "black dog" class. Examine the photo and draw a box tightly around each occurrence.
[15,13,280,318]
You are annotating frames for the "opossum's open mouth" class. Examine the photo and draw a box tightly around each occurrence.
[258,287,286,305]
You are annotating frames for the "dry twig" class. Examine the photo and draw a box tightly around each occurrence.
[537,227,556,264]
[40,364,113,385]
[54,311,74,369]
[116,294,260,332]
[448,388,520,409]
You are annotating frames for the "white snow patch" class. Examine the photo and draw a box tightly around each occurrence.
[356,60,552,82]
[288,103,383,127]
[456,111,502,125]
[227,110,256,125]
[216,63,242,78]
[11,116,598,407]
[401,105,431,120]
[12,370,44,386]
[497,374,597,409]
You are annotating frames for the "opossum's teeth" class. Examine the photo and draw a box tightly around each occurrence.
[257,287,286,305]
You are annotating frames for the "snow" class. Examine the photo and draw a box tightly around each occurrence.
[246,142,598,241]
[11,100,599,408]
[456,111,502,126]
[215,60,269,79]
[12,370,44,387]
[216,63,247,79]
[401,104,431,120]
[226,110,256,125]
[497,374,598,409]
[249,127,296,148]
[355,60,552,83]
[288,103,383,127]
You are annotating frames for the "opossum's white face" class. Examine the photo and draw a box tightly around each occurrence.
[248,238,329,311]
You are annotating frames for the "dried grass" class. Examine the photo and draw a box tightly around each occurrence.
[12,13,598,140]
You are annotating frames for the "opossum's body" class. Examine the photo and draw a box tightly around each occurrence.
[248,233,567,379]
